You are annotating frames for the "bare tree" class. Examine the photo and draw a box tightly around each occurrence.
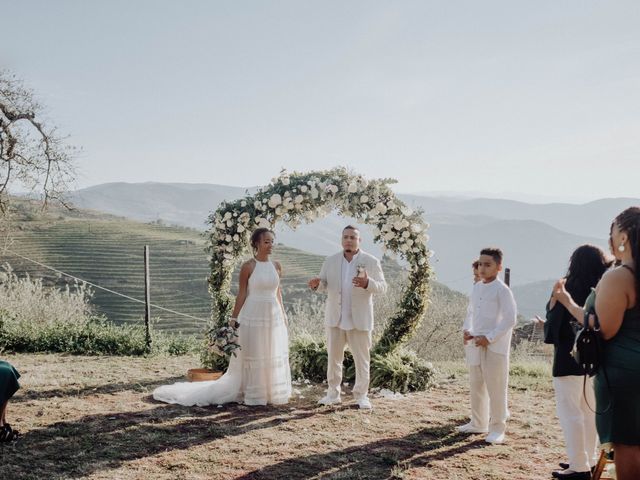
[0,70,76,213]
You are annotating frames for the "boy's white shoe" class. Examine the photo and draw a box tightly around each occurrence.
[356,397,372,410]
[485,432,505,444]
[317,394,341,406]
[456,422,488,434]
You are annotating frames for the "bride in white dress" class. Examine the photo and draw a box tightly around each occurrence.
[153,228,292,406]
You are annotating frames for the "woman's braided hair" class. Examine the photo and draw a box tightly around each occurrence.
[615,206,640,303]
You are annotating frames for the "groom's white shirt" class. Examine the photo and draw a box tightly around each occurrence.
[316,250,387,331]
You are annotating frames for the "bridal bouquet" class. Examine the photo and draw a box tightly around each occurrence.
[208,322,241,358]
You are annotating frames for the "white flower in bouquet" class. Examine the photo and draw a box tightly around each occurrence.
[225,234,232,242]
[418,257,427,265]
[281,176,290,186]
[360,195,369,203]
[208,323,241,359]
[384,232,395,241]
[268,193,282,208]
[294,194,304,204]
[226,219,235,227]
[300,185,308,193]
[240,200,247,208]
[237,225,245,233]
[310,188,319,199]
[327,184,339,194]
[348,183,358,193]
[402,230,411,238]
[254,200,262,209]
[233,234,240,241]
[223,212,232,221]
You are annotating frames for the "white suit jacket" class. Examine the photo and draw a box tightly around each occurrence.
[315,250,388,331]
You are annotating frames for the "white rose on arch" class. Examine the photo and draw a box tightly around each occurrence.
[268,194,282,208]
[375,203,388,215]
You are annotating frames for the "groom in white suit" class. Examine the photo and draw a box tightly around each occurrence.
[308,225,387,409]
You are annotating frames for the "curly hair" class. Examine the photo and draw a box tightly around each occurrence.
[614,206,640,302]
[564,244,612,306]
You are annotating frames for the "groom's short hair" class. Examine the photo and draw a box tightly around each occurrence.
[343,225,360,235]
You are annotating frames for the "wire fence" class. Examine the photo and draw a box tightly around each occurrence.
[2,246,213,334]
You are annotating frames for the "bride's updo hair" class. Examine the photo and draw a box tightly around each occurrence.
[250,227,275,253]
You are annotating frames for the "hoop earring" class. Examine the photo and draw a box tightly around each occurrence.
[618,243,626,253]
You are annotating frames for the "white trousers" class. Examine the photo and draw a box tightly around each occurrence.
[552,375,599,472]
[468,348,510,435]
[326,326,372,399]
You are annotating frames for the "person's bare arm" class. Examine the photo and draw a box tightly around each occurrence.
[596,269,633,340]
[552,279,585,324]
[274,261,288,326]
[230,261,253,322]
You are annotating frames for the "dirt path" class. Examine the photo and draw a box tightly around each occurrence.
[0,354,565,479]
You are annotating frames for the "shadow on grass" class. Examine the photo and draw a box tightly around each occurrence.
[14,375,186,402]
[234,422,487,479]
[0,397,333,480]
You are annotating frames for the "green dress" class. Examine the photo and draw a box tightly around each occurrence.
[0,360,20,405]
[591,291,640,445]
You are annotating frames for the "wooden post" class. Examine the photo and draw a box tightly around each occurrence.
[504,267,511,287]
[144,245,152,350]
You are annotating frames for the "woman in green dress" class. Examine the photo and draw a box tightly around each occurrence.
[554,206,640,480]
[0,359,20,442]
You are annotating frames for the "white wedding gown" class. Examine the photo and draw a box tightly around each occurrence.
[153,260,292,406]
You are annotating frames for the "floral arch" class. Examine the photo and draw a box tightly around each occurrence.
[206,167,432,362]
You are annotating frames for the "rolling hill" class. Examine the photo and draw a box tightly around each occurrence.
[66,182,632,306]
[1,200,417,335]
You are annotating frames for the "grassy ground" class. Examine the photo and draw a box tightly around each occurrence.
[0,353,565,480]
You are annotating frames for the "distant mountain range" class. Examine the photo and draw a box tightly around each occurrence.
[68,182,639,318]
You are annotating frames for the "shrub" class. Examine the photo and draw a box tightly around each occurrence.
[0,265,198,356]
[369,350,437,393]
[289,335,329,382]
[288,335,436,393]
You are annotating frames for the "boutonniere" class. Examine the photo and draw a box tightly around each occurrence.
[356,264,367,278]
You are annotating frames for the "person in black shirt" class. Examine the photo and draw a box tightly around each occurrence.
[544,244,612,479]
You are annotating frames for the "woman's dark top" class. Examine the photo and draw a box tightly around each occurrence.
[589,280,640,445]
[0,360,20,404]
[544,300,585,377]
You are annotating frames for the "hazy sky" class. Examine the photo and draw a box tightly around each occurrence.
[3,1,639,202]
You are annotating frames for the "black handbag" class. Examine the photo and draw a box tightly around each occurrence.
[571,289,611,413]
[572,290,603,376]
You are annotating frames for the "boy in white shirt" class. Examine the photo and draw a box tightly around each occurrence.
[457,247,517,444]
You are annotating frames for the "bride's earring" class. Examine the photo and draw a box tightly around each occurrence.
[618,243,626,253]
